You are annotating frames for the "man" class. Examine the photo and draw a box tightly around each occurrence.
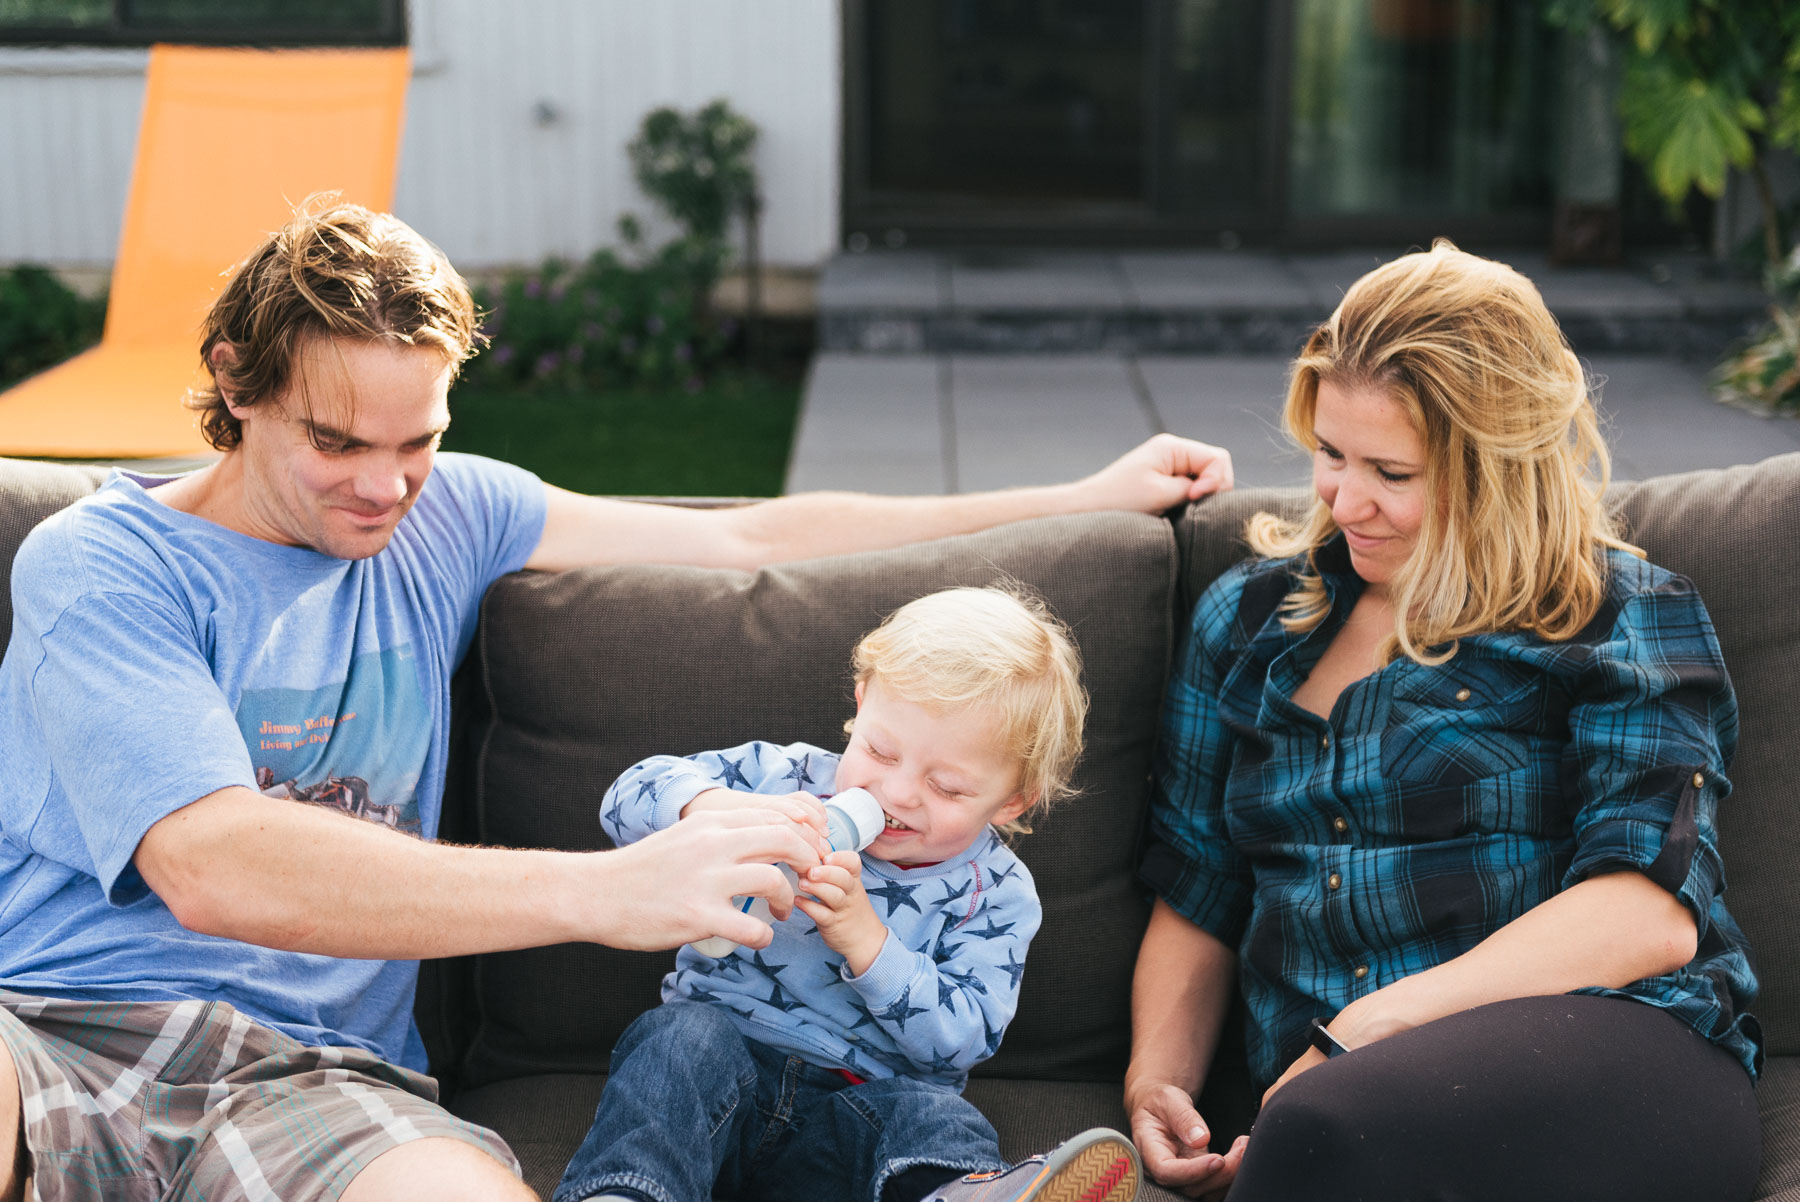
[0,204,1232,1202]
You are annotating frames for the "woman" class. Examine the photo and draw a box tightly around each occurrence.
[1127,242,1761,1200]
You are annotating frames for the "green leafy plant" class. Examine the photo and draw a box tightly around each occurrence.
[464,219,731,393]
[1545,0,1800,266]
[468,100,763,392]
[0,266,107,390]
[1714,247,1800,411]
[628,99,761,247]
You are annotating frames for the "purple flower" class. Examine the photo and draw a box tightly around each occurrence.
[534,351,562,378]
[584,289,602,309]
[549,282,569,303]
[493,345,515,365]
[675,343,692,362]
[567,344,585,364]
[523,279,544,299]
[646,315,666,335]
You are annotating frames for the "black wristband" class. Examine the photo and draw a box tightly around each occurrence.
[1309,1016,1351,1059]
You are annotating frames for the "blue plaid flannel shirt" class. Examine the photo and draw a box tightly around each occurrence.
[1142,537,1761,1089]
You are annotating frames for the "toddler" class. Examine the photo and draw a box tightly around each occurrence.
[552,586,1141,1202]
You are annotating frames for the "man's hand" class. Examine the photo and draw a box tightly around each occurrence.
[681,787,829,848]
[1070,434,1235,515]
[1126,1080,1248,1199]
[596,807,826,950]
[792,851,889,976]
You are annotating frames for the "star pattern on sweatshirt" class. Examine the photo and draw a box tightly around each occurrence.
[923,1046,963,1076]
[999,947,1027,991]
[876,985,927,1032]
[602,791,628,833]
[964,916,1015,941]
[934,879,973,908]
[945,966,989,996]
[866,879,924,917]
[716,752,756,791]
[782,754,816,788]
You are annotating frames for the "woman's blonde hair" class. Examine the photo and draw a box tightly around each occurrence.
[1248,239,1639,664]
[190,198,479,451]
[848,586,1087,838]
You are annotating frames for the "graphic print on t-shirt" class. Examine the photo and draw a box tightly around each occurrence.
[236,646,429,835]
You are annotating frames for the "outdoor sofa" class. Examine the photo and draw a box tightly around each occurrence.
[2,451,1799,1200]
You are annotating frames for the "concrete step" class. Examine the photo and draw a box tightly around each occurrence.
[816,249,1770,359]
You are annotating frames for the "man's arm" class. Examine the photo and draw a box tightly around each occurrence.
[134,786,825,958]
[526,432,1234,572]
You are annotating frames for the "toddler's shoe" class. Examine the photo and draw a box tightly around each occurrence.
[921,1127,1140,1202]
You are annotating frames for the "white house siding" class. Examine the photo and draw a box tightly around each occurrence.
[0,48,147,270]
[0,0,842,272]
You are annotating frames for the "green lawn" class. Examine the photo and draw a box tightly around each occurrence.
[441,371,801,497]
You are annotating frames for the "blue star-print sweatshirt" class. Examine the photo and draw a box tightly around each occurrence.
[601,740,1041,1090]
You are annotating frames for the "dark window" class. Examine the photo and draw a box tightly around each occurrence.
[0,0,405,47]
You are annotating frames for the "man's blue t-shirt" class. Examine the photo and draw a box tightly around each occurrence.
[0,452,546,1072]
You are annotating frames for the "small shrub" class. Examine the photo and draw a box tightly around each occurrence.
[468,99,762,393]
[464,221,733,393]
[1714,247,1800,413]
[0,266,107,390]
[629,99,760,247]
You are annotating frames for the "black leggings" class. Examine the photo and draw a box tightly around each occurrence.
[1226,994,1760,1202]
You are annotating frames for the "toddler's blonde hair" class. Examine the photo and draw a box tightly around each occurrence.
[849,586,1087,837]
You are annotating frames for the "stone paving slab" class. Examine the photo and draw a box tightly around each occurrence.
[1585,355,1800,480]
[814,250,946,311]
[1136,356,1310,489]
[817,248,1767,357]
[786,352,1800,496]
[946,251,1130,311]
[785,355,947,494]
[948,355,1154,492]
[1118,252,1314,310]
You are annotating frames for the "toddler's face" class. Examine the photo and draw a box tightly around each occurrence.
[835,677,1031,865]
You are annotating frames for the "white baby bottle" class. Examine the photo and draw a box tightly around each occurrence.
[689,786,886,958]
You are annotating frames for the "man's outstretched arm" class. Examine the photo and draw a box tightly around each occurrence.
[134,785,824,959]
[526,432,1234,572]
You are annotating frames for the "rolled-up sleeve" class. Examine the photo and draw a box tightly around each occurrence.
[1562,568,1737,935]
[1141,567,1255,946]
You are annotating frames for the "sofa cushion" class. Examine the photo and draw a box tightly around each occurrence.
[0,458,107,664]
[457,511,1178,1090]
[1174,454,1800,1060]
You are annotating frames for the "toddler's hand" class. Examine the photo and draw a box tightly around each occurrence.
[794,851,888,976]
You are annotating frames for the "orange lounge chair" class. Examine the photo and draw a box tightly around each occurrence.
[0,44,409,459]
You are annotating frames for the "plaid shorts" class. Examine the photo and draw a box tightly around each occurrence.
[0,989,518,1202]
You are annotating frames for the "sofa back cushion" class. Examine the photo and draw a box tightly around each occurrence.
[458,511,1178,1088]
[1175,454,1800,1058]
[0,458,108,666]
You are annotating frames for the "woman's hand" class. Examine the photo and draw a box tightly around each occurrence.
[1260,1046,1328,1108]
[1127,1080,1248,1199]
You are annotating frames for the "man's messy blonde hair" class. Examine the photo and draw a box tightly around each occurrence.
[189,198,478,451]
[849,586,1087,838]
[1248,239,1639,665]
